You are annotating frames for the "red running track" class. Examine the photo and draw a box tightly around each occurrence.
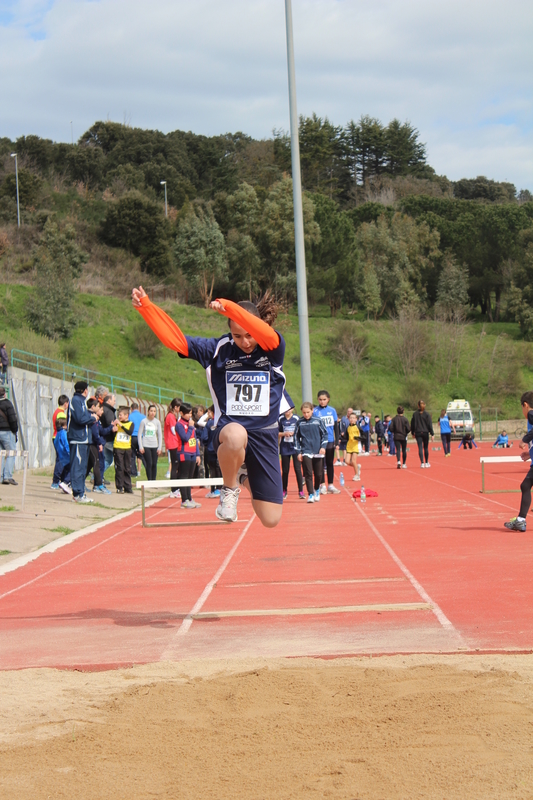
[0,441,532,670]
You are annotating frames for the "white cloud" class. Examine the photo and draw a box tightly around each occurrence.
[0,0,532,188]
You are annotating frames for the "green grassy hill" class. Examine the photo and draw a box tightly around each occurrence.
[1,282,531,417]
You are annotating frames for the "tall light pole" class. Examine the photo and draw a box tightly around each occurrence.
[70,121,74,145]
[10,153,20,228]
[160,180,168,217]
[284,0,312,402]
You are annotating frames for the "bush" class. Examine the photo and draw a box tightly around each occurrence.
[401,376,432,411]
[131,319,162,359]
[328,321,369,377]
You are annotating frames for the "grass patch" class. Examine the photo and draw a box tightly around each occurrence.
[0,505,15,512]
[0,549,12,556]
[47,526,75,535]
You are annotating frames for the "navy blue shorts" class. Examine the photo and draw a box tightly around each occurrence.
[212,423,283,505]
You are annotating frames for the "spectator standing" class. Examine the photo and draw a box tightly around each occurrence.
[51,394,70,489]
[278,407,305,500]
[313,390,341,494]
[336,407,352,466]
[374,415,386,456]
[295,402,328,503]
[95,386,109,407]
[200,406,221,498]
[192,405,206,479]
[66,381,97,503]
[0,342,8,386]
[0,385,18,485]
[410,401,434,468]
[86,398,114,494]
[138,405,162,481]
[358,410,371,454]
[175,402,201,508]
[384,415,396,457]
[438,409,453,457]
[52,419,71,493]
[389,406,410,469]
[101,394,117,479]
[164,398,181,497]
[113,406,134,493]
[128,402,146,477]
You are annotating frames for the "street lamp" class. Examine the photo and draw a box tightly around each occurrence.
[10,153,20,228]
[160,181,168,218]
[284,0,312,402]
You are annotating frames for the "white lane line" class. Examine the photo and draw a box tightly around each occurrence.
[193,602,430,619]
[347,490,463,640]
[162,514,256,648]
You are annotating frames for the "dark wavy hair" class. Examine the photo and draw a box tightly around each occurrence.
[229,290,285,328]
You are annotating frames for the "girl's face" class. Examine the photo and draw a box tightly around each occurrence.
[317,395,329,407]
[181,411,192,421]
[284,409,293,419]
[301,407,313,419]
[148,408,156,420]
[230,320,257,354]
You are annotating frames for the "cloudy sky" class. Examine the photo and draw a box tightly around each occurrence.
[1,0,532,189]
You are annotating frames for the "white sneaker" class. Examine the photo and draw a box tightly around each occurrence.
[59,481,73,495]
[327,485,341,494]
[352,475,361,481]
[307,494,315,503]
[314,490,321,502]
[216,486,240,522]
[333,460,343,466]
[420,463,425,469]
[319,484,327,495]
[426,463,431,468]
[182,499,201,509]
[402,464,407,469]
[73,494,93,504]
[170,490,181,499]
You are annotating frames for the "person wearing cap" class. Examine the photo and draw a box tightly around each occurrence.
[0,386,18,485]
[66,381,98,503]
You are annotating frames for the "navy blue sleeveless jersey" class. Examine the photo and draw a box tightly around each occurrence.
[183,332,290,431]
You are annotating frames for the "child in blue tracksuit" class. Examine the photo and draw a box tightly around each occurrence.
[53,419,71,487]
[86,398,115,493]
[200,406,221,498]
[175,402,201,508]
[374,416,386,456]
[313,389,340,494]
[493,431,511,448]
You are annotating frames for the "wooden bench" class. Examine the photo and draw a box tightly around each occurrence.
[135,478,225,527]
[479,455,527,494]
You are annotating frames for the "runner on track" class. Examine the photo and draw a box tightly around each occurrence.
[132,286,290,527]
[313,390,341,494]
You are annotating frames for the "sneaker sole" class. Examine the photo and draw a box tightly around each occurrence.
[215,508,237,523]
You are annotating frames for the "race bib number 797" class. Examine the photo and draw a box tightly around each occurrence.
[226,371,270,417]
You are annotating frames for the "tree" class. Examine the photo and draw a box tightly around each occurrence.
[174,209,227,307]
[100,191,171,276]
[328,321,369,377]
[28,219,88,339]
[435,252,469,318]
[308,193,358,314]
[258,177,320,299]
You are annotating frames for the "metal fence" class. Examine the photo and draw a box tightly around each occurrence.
[10,349,211,408]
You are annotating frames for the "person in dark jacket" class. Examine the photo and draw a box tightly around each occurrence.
[389,406,411,470]
[374,415,386,456]
[101,394,117,478]
[86,398,115,494]
[0,342,8,386]
[294,402,328,502]
[66,381,98,503]
[410,400,434,468]
[0,385,18,485]
[278,407,305,500]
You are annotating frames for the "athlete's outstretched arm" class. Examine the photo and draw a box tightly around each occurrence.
[210,299,280,351]
[132,287,188,356]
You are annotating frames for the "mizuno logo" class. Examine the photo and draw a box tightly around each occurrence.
[227,373,268,383]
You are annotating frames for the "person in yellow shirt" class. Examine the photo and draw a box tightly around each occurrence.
[346,411,361,482]
[113,406,134,494]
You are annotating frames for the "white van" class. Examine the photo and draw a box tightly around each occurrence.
[446,399,475,439]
